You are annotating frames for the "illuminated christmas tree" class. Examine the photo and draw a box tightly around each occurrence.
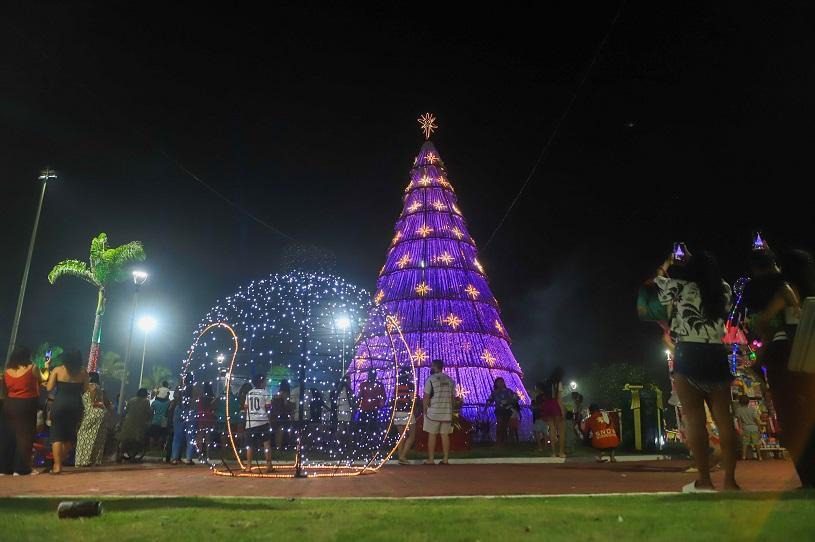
[350,114,529,424]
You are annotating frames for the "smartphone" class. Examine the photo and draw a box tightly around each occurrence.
[672,242,688,264]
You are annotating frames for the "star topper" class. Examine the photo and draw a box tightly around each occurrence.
[417,112,438,140]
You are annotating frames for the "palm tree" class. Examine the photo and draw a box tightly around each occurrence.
[100,351,125,389]
[33,342,64,369]
[142,364,174,391]
[48,232,146,372]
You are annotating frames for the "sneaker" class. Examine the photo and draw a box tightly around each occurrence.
[682,481,716,494]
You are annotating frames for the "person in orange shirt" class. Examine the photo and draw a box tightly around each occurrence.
[583,404,620,463]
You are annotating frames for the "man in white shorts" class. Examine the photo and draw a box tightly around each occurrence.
[423,359,455,465]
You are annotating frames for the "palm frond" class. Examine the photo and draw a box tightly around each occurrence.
[106,241,146,283]
[100,351,125,381]
[89,233,108,274]
[142,364,174,390]
[110,241,146,267]
[48,260,100,287]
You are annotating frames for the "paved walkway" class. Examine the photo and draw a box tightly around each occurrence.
[0,459,800,498]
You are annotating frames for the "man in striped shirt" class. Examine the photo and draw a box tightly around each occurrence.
[423,359,455,465]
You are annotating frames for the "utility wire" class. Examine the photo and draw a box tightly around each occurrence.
[483,0,627,250]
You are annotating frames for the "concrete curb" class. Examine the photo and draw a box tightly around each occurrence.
[138,454,677,466]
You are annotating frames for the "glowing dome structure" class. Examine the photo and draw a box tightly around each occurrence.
[184,271,415,477]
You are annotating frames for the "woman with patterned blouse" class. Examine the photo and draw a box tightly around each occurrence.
[654,250,739,492]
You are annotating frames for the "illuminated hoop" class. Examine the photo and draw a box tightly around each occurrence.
[181,322,240,465]
[210,310,416,478]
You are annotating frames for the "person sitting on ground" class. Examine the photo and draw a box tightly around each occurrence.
[733,395,762,461]
[116,388,152,462]
[583,404,620,463]
[244,374,273,472]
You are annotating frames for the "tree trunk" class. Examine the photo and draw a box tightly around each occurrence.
[87,287,106,372]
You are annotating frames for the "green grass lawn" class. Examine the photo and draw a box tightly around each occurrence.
[3,493,813,542]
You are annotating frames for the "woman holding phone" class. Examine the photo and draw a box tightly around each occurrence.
[653,248,739,492]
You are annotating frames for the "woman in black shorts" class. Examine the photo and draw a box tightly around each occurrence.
[654,251,739,492]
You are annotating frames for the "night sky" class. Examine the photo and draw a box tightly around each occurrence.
[2,2,813,390]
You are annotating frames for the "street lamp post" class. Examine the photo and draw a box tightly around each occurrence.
[137,316,157,389]
[118,270,148,414]
[216,354,226,396]
[335,315,351,375]
[6,168,57,362]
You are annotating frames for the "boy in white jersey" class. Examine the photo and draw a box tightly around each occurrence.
[244,374,273,472]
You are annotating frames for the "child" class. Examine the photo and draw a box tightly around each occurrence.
[583,404,620,462]
[531,382,548,453]
[244,374,273,472]
[508,403,520,444]
[733,395,762,461]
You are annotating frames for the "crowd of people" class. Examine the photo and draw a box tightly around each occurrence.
[1,340,604,475]
[3,238,812,489]
[0,346,179,475]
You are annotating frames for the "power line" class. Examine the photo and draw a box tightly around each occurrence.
[157,149,296,241]
[483,0,627,250]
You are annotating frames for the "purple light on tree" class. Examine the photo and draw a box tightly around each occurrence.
[349,116,529,424]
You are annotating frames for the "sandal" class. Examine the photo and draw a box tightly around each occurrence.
[438,460,450,465]
[423,460,435,465]
[398,459,411,465]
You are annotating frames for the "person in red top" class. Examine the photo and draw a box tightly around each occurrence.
[3,346,47,475]
[357,370,386,437]
[583,404,620,463]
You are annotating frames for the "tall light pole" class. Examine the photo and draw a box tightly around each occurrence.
[118,270,148,414]
[335,315,351,375]
[6,168,57,362]
[216,354,226,397]
[137,316,157,389]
